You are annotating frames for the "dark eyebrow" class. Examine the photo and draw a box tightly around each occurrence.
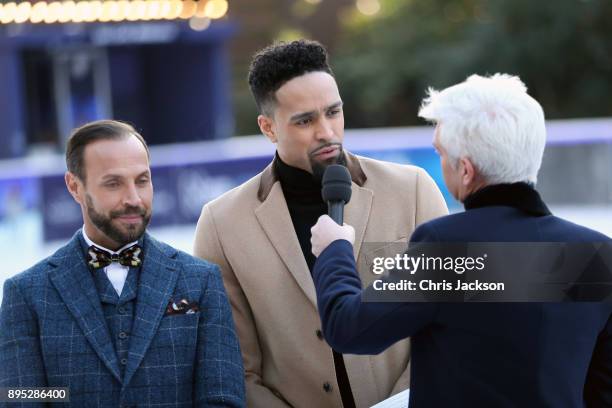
[289,100,343,122]
[290,110,316,123]
[101,170,150,182]
[325,101,343,111]
[101,174,122,182]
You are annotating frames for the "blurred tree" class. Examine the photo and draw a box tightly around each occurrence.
[333,0,612,127]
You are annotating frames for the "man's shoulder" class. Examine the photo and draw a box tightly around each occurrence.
[410,211,468,241]
[542,214,611,242]
[145,234,220,274]
[356,155,423,181]
[174,249,221,273]
[412,208,612,242]
[3,239,74,295]
[202,171,262,213]
[5,258,50,291]
[355,155,441,203]
[11,232,82,279]
[168,249,224,293]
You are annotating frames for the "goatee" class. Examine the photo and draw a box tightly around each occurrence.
[86,194,151,247]
[311,146,347,182]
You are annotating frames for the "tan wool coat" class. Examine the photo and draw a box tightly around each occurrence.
[194,153,448,408]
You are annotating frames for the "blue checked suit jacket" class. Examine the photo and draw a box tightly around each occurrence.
[0,231,245,407]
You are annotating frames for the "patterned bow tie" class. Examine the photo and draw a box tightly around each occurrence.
[87,244,143,269]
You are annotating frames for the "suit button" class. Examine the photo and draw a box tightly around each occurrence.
[120,358,128,365]
[316,329,324,340]
[117,307,127,314]
[323,382,332,393]
[118,332,128,340]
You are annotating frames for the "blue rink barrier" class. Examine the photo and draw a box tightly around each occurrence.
[36,149,445,242]
[1,118,611,242]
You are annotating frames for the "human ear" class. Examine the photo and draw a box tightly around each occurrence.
[460,157,476,186]
[65,172,84,205]
[258,115,277,143]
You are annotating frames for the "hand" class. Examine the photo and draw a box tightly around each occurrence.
[311,215,355,257]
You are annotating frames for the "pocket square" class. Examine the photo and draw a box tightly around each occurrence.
[165,299,199,316]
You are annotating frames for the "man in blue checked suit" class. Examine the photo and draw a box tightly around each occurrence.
[0,120,245,407]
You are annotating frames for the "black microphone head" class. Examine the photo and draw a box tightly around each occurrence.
[321,164,352,204]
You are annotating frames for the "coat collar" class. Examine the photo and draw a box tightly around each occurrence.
[257,150,367,202]
[464,182,551,217]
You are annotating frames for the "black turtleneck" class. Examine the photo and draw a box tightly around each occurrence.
[275,154,326,271]
[275,153,356,408]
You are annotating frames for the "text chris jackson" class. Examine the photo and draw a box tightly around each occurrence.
[371,253,505,292]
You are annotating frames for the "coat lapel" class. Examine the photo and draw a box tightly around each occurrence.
[345,184,373,264]
[254,179,374,306]
[123,233,179,387]
[48,232,122,383]
[255,182,318,307]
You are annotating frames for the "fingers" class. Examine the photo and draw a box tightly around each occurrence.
[311,216,355,257]
[345,224,356,245]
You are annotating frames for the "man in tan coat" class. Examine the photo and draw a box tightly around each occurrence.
[193,40,448,407]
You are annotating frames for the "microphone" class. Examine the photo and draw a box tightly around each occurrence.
[321,165,352,225]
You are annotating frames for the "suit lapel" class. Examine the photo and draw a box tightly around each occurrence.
[123,233,179,387]
[254,179,375,305]
[48,232,122,383]
[345,184,374,264]
[255,182,318,307]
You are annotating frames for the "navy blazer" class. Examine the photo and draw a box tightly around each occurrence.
[313,205,612,407]
[0,231,245,407]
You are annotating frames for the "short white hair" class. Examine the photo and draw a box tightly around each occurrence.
[418,74,546,184]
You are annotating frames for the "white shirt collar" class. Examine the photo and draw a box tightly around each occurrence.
[82,225,138,297]
[82,225,138,254]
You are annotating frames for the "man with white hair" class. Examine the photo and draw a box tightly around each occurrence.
[309,74,612,407]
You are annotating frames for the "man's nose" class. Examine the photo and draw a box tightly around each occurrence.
[122,183,142,207]
[315,117,335,141]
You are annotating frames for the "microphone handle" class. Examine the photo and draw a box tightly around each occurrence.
[328,201,344,225]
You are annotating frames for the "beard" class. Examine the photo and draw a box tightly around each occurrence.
[85,194,151,247]
[310,143,346,181]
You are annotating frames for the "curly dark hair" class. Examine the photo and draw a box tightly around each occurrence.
[248,39,334,115]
